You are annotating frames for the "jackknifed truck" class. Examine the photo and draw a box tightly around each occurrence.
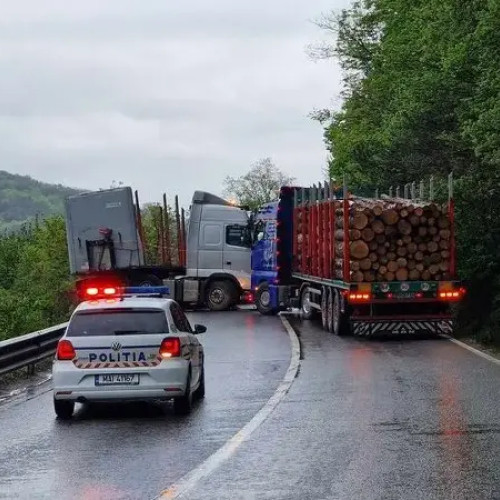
[65,187,253,310]
[252,180,464,335]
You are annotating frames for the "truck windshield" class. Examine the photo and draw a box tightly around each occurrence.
[66,309,169,337]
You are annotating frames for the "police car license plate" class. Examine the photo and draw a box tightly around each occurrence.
[95,374,139,386]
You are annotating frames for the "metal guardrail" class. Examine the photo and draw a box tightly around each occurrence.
[0,323,68,376]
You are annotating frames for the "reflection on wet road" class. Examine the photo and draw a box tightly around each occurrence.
[0,311,290,500]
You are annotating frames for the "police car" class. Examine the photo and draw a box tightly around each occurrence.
[52,286,206,419]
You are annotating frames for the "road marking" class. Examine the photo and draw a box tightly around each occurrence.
[441,335,500,366]
[155,314,301,500]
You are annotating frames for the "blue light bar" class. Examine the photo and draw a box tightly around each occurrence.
[123,286,170,296]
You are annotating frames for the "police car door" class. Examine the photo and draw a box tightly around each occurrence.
[169,303,201,385]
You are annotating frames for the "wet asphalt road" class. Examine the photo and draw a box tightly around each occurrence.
[0,311,290,500]
[184,317,500,500]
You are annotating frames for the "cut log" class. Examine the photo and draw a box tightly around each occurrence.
[430,253,442,264]
[402,235,412,245]
[387,252,397,261]
[418,226,428,237]
[361,227,375,242]
[418,243,427,252]
[369,240,379,251]
[409,214,420,226]
[409,269,421,280]
[400,207,409,218]
[351,261,360,272]
[381,209,399,226]
[398,219,412,236]
[351,271,364,282]
[350,240,370,260]
[440,229,451,240]
[427,241,439,253]
[360,258,372,271]
[396,246,408,257]
[379,265,388,275]
[372,262,380,271]
[397,257,408,268]
[413,207,424,217]
[350,229,362,241]
[396,268,409,281]
[369,252,378,262]
[387,261,398,273]
[427,217,436,227]
[441,250,450,259]
[380,256,389,265]
[421,270,431,280]
[376,234,386,244]
[439,239,450,250]
[377,245,388,256]
[415,251,424,261]
[429,226,438,236]
[335,229,345,241]
[385,271,396,281]
[407,242,418,254]
[351,212,369,230]
[363,271,376,282]
[429,264,440,276]
[439,261,450,272]
[407,260,417,270]
[396,239,405,247]
[373,205,383,216]
[371,219,385,235]
[437,216,450,229]
[385,225,398,237]
[416,263,425,272]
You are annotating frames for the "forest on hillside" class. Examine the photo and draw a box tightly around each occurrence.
[315,0,500,345]
[0,171,80,232]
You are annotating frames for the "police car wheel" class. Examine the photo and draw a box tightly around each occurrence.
[195,364,205,399]
[256,283,277,316]
[174,374,193,415]
[54,399,74,420]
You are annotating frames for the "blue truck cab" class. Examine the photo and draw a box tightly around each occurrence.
[252,187,295,315]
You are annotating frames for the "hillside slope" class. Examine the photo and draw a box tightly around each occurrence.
[0,171,81,230]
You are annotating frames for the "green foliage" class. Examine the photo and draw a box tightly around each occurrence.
[0,217,74,340]
[318,0,500,344]
[223,158,295,210]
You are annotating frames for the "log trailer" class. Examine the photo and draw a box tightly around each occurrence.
[65,187,253,311]
[252,182,465,335]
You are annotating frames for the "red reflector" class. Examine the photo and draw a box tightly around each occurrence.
[415,292,423,299]
[56,340,76,361]
[86,287,99,296]
[159,337,181,358]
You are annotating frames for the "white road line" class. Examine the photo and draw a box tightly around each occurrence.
[155,314,301,500]
[441,335,500,366]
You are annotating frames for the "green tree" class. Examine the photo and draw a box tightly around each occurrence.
[223,158,295,210]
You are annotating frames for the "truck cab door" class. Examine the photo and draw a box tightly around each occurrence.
[223,224,252,290]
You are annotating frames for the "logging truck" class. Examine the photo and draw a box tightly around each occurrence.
[65,187,253,311]
[252,181,465,335]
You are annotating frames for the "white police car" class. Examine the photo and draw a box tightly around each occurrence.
[52,286,206,419]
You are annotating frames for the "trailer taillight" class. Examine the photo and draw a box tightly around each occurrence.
[348,293,371,303]
[439,291,461,301]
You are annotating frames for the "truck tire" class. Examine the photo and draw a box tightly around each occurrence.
[327,288,335,333]
[206,280,236,311]
[134,274,162,287]
[332,289,350,336]
[300,287,315,320]
[321,287,328,330]
[256,283,277,315]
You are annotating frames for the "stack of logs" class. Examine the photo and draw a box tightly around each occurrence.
[337,200,452,282]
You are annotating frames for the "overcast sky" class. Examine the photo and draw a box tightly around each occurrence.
[0,0,350,206]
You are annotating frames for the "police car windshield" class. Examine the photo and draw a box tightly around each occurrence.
[66,309,169,337]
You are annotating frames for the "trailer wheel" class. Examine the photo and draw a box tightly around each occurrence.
[206,280,236,311]
[327,288,335,333]
[321,287,328,330]
[256,283,277,316]
[300,287,315,320]
[331,289,340,335]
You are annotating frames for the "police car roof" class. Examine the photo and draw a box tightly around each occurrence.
[75,297,174,312]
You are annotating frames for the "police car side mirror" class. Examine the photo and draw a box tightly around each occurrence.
[194,324,207,334]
